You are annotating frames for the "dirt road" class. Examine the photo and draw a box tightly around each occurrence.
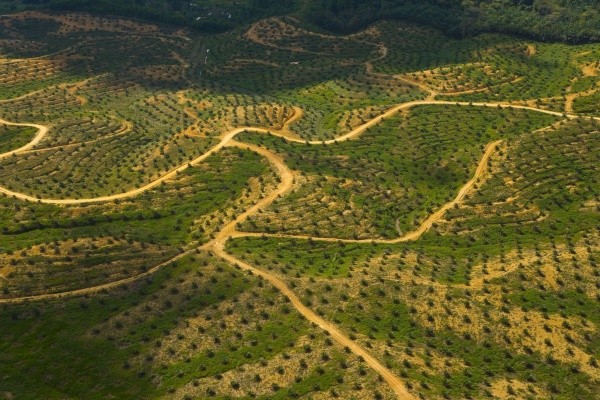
[203,140,416,400]
[0,135,418,399]
[228,139,503,244]
[213,246,416,399]
[0,117,48,159]
[2,18,600,399]
[1,62,599,400]
[0,249,193,304]
[0,100,595,205]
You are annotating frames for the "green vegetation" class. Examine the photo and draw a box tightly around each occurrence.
[301,0,600,43]
[9,0,600,43]
[0,125,36,152]
[0,254,392,399]
[227,119,600,397]
[0,56,88,100]
[0,148,271,250]
[0,9,598,400]
[238,106,557,239]
[573,91,600,114]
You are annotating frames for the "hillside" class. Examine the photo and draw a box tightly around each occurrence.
[0,8,598,400]
[3,0,600,42]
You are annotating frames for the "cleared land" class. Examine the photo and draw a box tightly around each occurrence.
[0,11,598,400]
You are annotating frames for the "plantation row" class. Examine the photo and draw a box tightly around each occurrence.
[224,114,600,399]
[0,11,598,400]
[0,252,396,399]
[238,105,557,239]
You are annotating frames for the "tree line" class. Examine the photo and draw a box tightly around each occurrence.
[12,0,600,43]
[300,0,600,43]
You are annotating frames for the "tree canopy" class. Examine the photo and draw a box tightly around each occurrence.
[4,0,600,42]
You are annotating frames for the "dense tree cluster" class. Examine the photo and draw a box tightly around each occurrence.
[300,0,600,43]
[5,0,600,42]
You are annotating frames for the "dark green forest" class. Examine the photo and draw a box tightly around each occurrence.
[3,0,600,42]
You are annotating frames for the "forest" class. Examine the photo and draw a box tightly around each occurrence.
[3,0,600,42]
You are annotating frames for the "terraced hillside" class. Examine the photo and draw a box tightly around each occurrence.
[0,11,598,400]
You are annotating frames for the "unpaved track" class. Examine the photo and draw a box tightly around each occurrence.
[228,139,503,244]
[0,249,193,304]
[2,35,600,400]
[283,106,304,129]
[0,117,48,159]
[1,17,599,399]
[204,140,296,251]
[19,121,133,154]
[213,247,415,399]
[0,100,579,400]
[0,74,106,105]
[0,137,418,399]
[565,85,599,113]
[0,88,46,103]
[0,100,596,204]
[0,126,255,203]
[204,141,415,399]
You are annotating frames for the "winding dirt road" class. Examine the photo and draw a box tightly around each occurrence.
[0,134,417,399]
[0,99,589,204]
[213,246,415,399]
[227,139,503,244]
[0,117,48,159]
[565,85,600,113]
[0,126,502,398]
[2,23,600,398]
[18,120,133,154]
[204,140,414,398]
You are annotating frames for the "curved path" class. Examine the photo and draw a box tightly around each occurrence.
[0,110,554,399]
[0,117,48,160]
[565,85,600,113]
[0,88,46,103]
[0,137,417,399]
[0,98,595,204]
[213,245,415,399]
[2,33,600,399]
[204,140,414,399]
[230,139,504,244]
[0,249,193,304]
[0,74,106,106]
[200,136,500,398]
[19,120,133,154]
